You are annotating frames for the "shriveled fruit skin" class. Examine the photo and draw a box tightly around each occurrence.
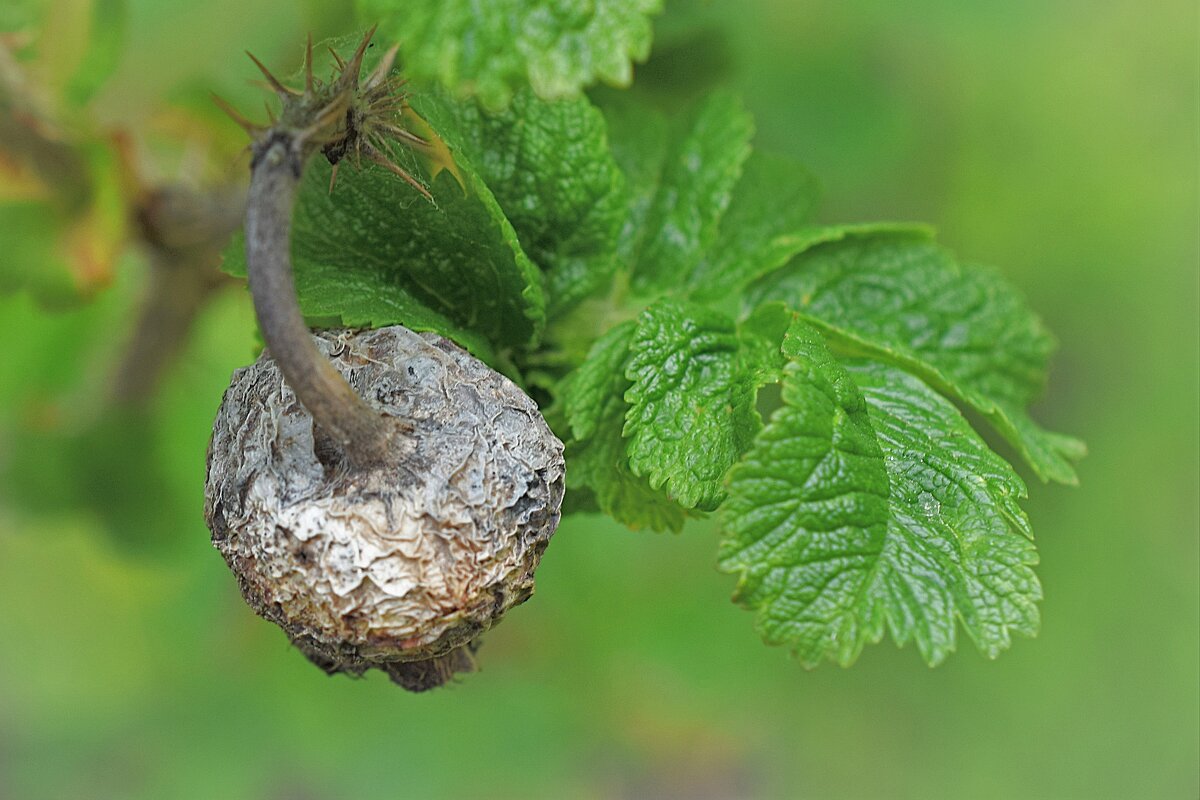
[204,326,565,690]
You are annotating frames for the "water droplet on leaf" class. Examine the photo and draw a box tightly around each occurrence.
[918,491,941,517]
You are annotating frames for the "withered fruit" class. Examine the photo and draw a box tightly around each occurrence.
[204,326,565,691]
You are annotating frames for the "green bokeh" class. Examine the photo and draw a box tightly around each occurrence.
[1,1,1195,798]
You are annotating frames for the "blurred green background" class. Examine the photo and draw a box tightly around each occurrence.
[1,1,1196,797]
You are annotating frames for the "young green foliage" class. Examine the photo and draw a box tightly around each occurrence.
[685,150,821,302]
[718,320,1043,666]
[847,361,1040,662]
[561,322,689,532]
[221,152,537,358]
[623,299,781,511]
[596,93,670,270]
[718,320,892,667]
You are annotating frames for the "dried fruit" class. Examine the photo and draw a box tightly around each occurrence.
[205,326,565,691]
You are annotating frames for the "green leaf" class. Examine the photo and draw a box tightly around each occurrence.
[737,301,795,384]
[718,320,891,667]
[562,321,689,532]
[596,93,670,272]
[361,0,663,109]
[623,299,782,510]
[720,320,1042,666]
[221,140,545,357]
[746,231,1084,483]
[413,87,626,316]
[686,150,821,302]
[629,91,754,295]
[848,361,1040,664]
[690,216,933,305]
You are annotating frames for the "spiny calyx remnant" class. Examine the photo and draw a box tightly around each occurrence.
[216,27,431,198]
[205,327,565,691]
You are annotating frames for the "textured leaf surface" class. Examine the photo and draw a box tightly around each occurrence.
[362,0,662,108]
[623,299,780,510]
[718,320,891,666]
[222,123,546,355]
[747,232,1083,483]
[849,360,1040,664]
[720,320,1043,666]
[629,91,754,294]
[415,88,626,316]
[562,322,688,531]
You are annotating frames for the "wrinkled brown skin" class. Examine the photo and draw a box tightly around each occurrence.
[204,326,565,691]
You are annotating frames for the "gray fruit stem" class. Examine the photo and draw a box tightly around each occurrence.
[245,132,391,469]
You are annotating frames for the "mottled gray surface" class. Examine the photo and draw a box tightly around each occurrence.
[204,326,564,686]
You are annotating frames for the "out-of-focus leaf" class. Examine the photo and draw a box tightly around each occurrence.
[361,0,663,108]
[686,150,821,302]
[0,139,126,305]
[64,0,127,107]
[628,90,753,294]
